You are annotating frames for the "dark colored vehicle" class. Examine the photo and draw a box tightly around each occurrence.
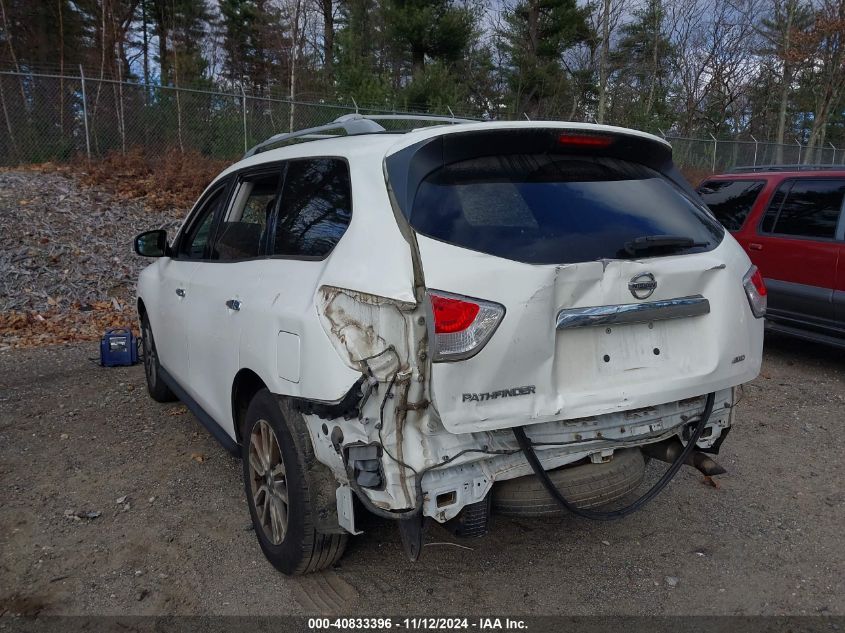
[698,165,845,347]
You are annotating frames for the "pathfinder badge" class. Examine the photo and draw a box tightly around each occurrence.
[462,385,536,402]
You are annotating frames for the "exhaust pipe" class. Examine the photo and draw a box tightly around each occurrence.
[642,438,727,476]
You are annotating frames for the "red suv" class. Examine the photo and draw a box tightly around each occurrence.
[698,165,845,347]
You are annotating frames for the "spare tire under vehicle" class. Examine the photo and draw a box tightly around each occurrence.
[492,448,646,517]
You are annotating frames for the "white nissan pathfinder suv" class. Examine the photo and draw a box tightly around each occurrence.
[134,115,765,575]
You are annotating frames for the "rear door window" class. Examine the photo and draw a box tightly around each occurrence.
[409,154,724,265]
[759,179,845,239]
[215,170,282,260]
[697,179,765,230]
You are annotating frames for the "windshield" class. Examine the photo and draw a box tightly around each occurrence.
[409,154,724,265]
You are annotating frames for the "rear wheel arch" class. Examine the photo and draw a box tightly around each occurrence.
[138,298,177,403]
[236,382,347,537]
[232,368,269,445]
[240,389,348,573]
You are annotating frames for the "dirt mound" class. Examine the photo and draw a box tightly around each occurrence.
[0,168,184,314]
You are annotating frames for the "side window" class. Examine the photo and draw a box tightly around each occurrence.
[273,159,352,258]
[760,179,845,239]
[216,171,283,261]
[179,184,228,259]
[760,186,788,233]
[697,180,765,231]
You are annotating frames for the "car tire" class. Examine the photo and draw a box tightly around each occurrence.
[241,389,347,575]
[493,448,646,516]
[141,313,177,403]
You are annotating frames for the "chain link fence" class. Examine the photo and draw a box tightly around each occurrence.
[667,135,844,173]
[0,68,476,165]
[2,69,844,171]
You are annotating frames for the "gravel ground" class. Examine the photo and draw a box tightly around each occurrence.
[0,333,843,617]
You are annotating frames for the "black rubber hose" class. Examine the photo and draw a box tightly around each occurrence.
[512,392,716,521]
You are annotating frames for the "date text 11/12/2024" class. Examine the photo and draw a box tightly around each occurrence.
[307,617,529,630]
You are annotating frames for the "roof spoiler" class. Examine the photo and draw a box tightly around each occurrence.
[385,127,689,220]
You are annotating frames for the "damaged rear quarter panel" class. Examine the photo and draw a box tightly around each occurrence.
[317,287,415,380]
[238,155,417,404]
[314,285,431,508]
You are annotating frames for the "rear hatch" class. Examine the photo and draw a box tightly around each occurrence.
[385,125,762,434]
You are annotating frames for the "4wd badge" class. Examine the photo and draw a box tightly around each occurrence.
[628,272,657,299]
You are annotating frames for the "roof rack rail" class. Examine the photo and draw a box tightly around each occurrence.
[243,112,479,158]
[728,164,844,173]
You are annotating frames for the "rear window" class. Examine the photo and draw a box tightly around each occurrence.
[272,158,352,258]
[409,155,724,265]
[698,179,765,230]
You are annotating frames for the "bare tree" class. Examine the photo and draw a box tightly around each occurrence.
[0,0,27,105]
[758,0,813,160]
[668,0,758,135]
[645,0,664,116]
[799,0,845,161]
[594,0,627,122]
[281,0,308,130]
[318,0,335,86]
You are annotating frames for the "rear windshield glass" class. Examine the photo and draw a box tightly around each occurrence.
[409,155,724,265]
[697,179,765,230]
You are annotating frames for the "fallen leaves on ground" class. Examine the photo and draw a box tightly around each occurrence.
[76,148,229,212]
[0,300,138,350]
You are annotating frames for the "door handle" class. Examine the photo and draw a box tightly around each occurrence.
[175,287,186,297]
[748,243,763,251]
[226,299,242,311]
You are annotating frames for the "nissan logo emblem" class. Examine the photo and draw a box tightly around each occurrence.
[629,273,657,300]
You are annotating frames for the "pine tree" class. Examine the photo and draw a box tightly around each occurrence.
[219,0,285,94]
[383,0,474,77]
[498,0,590,119]
[149,0,210,87]
[334,0,393,106]
[613,0,673,129]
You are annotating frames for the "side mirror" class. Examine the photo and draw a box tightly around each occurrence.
[134,230,169,257]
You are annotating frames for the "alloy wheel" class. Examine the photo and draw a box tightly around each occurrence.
[142,323,156,384]
[248,419,289,545]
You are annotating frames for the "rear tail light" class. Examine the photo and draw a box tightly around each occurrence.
[428,291,505,362]
[743,266,767,318]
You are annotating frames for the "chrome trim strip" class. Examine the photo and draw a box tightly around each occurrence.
[556,295,710,329]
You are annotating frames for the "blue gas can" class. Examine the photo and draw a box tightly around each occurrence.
[100,327,139,367]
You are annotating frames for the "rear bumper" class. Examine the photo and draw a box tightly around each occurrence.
[399,388,735,522]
